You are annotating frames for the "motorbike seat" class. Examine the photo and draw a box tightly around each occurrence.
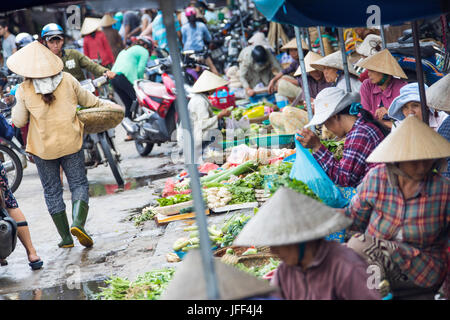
[138,80,171,100]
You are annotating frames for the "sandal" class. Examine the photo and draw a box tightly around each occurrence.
[0,259,7,266]
[124,135,134,142]
[28,259,44,270]
[16,221,44,270]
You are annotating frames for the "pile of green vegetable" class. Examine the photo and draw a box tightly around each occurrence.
[216,212,252,248]
[259,162,321,202]
[156,194,192,207]
[200,160,258,188]
[234,258,281,278]
[226,185,257,205]
[321,139,345,161]
[95,268,175,300]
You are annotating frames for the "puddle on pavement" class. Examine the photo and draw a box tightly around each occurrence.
[88,168,180,197]
[0,279,108,300]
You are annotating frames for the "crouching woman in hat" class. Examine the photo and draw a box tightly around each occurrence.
[234,187,381,300]
[297,87,389,188]
[342,116,450,299]
[176,70,231,164]
[10,41,116,248]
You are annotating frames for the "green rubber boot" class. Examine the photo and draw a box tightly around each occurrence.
[70,200,93,247]
[51,211,74,248]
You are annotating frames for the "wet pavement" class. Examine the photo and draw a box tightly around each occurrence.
[0,125,187,298]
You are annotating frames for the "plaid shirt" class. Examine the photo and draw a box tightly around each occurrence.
[342,164,449,288]
[313,118,385,188]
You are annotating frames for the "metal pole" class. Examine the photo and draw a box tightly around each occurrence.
[411,20,430,125]
[304,27,312,51]
[160,0,220,300]
[379,25,387,50]
[295,27,313,121]
[317,26,325,56]
[338,27,352,92]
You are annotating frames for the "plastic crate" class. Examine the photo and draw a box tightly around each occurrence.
[221,134,294,150]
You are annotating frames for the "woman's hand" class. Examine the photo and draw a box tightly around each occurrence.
[105,71,117,79]
[246,88,255,97]
[268,78,277,94]
[217,108,232,119]
[296,128,322,152]
[374,107,388,120]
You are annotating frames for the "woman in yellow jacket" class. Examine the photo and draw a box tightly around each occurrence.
[10,41,114,248]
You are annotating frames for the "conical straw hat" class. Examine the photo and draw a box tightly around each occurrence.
[281,37,308,51]
[160,250,276,300]
[6,40,63,78]
[356,49,407,79]
[294,51,324,76]
[366,115,450,163]
[426,74,450,112]
[190,70,228,93]
[81,17,102,36]
[100,14,117,28]
[310,51,359,77]
[234,187,353,247]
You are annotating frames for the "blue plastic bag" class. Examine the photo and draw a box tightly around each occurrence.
[290,135,349,208]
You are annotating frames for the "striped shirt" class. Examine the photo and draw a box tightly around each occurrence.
[342,164,449,288]
[313,117,385,188]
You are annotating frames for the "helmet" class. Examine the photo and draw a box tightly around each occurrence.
[41,23,64,39]
[185,7,197,17]
[136,36,153,50]
[251,45,268,64]
[15,32,34,49]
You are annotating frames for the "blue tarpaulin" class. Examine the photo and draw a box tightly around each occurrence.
[253,0,448,27]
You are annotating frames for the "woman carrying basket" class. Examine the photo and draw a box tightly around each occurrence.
[10,41,117,248]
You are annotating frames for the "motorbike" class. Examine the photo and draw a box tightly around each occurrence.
[180,50,211,85]
[386,21,449,86]
[122,58,182,157]
[79,76,125,188]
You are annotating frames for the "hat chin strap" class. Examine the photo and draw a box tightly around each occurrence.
[377,74,389,86]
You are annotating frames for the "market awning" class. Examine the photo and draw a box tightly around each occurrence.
[253,0,449,28]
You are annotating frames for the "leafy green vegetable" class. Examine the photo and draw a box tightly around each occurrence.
[95,268,175,300]
[226,185,256,205]
[156,194,192,207]
[216,213,252,247]
[321,139,345,161]
[133,207,156,226]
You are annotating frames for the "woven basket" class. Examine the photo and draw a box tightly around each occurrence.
[221,253,279,268]
[214,246,270,258]
[77,104,125,134]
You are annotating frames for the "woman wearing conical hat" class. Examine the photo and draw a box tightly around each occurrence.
[233,187,381,300]
[10,41,122,249]
[292,51,332,103]
[388,82,448,132]
[81,17,115,68]
[100,14,125,59]
[310,50,362,93]
[427,74,450,179]
[342,116,450,299]
[176,70,231,164]
[356,49,408,127]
